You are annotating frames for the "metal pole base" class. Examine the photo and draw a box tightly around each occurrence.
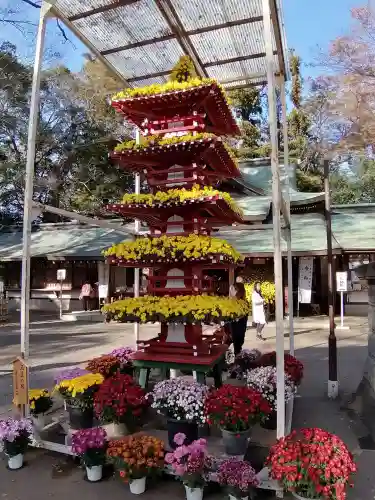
[328,380,339,399]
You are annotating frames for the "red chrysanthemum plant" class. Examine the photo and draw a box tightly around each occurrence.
[93,373,149,431]
[266,428,356,500]
[257,351,304,386]
[204,384,271,432]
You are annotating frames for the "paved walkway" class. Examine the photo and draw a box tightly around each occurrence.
[0,315,372,498]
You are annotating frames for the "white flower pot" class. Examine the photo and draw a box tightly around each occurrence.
[184,485,204,500]
[129,477,146,494]
[86,465,102,482]
[8,454,23,470]
[103,422,128,439]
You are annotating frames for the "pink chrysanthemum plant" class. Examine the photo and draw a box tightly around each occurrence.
[165,433,211,490]
[217,458,259,499]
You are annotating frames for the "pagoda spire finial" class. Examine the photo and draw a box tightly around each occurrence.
[169,55,198,83]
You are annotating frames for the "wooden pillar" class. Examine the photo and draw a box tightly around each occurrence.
[324,159,338,398]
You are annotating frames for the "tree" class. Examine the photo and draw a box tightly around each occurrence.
[0,43,133,222]
[72,54,131,137]
[288,52,313,168]
[227,87,263,158]
[229,88,262,121]
[314,5,375,151]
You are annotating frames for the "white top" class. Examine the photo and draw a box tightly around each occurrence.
[252,290,266,325]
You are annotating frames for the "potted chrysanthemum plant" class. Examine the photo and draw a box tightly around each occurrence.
[0,418,33,470]
[107,434,165,494]
[86,354,122,379]
[266,428,356,500]
[94,373,148,438]
[257,351,304,386]
[217,458,259,500]
[71,427,107,482]
[54,372,104,429]
[229,349,262,380]
[165,434,210,500]
[148,377,208,448]
[29,388,53,431]
[204,385,271,456]
[109,346,135,375]
[246,366,295,430]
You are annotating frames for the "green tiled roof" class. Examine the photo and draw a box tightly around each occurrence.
[0,225,131,261]
[236,192,325,219]
[238,160,297,193]
[217,213,337,255]
[0,205,373,260]
[332,209,375,251]
[235,196,271,219]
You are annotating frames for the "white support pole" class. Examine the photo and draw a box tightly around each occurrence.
[340,291,344,328]
[263,0,285,439]
[20,2,52,363]
[59,279,63,319]
[134,129,141,346]
[279,77,295,355]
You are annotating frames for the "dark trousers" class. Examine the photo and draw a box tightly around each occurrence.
[231,316,248,356]
[82,296,90,311]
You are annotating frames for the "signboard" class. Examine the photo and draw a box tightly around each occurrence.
[98,284,108,299]
[13,357,29,406]
[46,282,71,291]
[336,272,348,292]
[98,262,110,300]
[298,257,314,304]
[57,269,66,281]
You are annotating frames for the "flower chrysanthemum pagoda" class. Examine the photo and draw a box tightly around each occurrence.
[103,58,249,374]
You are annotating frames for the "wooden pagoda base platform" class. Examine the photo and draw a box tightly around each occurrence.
[132,344,227,389]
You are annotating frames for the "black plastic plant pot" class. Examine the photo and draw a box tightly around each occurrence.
[167,418,199,449]
[66,403,94,430]
[260,410,277,430]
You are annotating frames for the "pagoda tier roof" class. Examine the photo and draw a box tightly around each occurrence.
[111,82,240,136]
[105,196,244,226]
[111,136,240,179]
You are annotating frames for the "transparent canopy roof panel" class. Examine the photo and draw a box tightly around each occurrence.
[52,0,288,89]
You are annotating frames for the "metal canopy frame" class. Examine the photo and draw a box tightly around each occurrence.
[20,0,294,465]
[49,0,289,90]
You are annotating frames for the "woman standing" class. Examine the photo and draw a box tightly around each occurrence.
[229,281,249,356]
[79,281,93,312]
[252,282,266,341]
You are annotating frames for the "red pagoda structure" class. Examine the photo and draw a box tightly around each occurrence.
[103,60,249,388]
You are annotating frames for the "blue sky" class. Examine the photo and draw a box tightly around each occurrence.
[283,0,358,77]
[0,0,360,79]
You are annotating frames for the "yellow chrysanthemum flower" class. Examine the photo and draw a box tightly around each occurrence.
[112,78,217,100]
[54,373,104,398]
[102,295,250,324]
[103,234,243,263]
[117,184,243,217]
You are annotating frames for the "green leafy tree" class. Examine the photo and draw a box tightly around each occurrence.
[0,43,134,222]
[229,88,262,120]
